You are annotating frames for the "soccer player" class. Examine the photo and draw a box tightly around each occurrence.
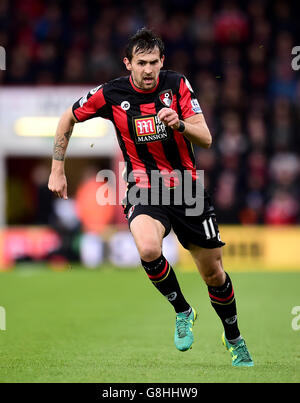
[48,28,253,367]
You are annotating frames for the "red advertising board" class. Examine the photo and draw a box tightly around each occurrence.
[0,227,61,269]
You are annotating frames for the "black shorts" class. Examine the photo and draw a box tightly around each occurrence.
[123,188,225,250]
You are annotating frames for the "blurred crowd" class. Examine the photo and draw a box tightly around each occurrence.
[1,0,300,224]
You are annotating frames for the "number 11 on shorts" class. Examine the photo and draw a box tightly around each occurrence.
[202,217,216,239]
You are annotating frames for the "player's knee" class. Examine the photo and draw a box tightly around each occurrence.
[204,270,225,287]
[202,259,225,287]
[139,243,161,262]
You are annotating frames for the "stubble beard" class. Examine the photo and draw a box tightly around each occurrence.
[133,74,157,91]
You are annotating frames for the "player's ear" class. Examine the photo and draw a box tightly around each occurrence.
[160,55,165,67]
[123,57,132,71]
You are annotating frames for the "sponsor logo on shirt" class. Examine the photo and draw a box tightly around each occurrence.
[166,292,177,302]
[121,100,130,111]
[127,205,135,219]
[132,114,170,144]
[184,77,194,92]
[79,95,88,107]
[90,84,103,95]
[79,84,103,107]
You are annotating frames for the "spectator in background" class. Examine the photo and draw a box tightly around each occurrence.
[239,151,267,224]
[214,171,239,223]
[63,48,85,83]
[75,166,115,234]
[188,0,214,44]
[246,113,267,152]
[270,97,296,151]
[214,0,249,45]
[195,148,217,194]
[268,152,299,197]
[265,189,299,225]
[218,111,248,159]
[264,151,300,225]
[87,43,119,83]
[247,42,268,92]
[34,3,63,43]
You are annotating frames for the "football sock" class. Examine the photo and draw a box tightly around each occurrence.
[207,272,241,340]
[181,307,192,316]
[141,255,190,313]
[227,335,243,345]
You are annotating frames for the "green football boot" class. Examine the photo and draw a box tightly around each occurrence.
[174,307,197,352]
[222,332,254,367]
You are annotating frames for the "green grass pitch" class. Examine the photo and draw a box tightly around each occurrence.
[0,265,299,383]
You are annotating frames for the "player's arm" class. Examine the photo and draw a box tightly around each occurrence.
[48,106,78,199]
[48,84,108,198]
[157,108,212,148]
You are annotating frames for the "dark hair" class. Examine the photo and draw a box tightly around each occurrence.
[125,28,164,61]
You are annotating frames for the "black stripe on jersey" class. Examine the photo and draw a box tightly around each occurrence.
[176,92,196,169]
[183,136,196,167]
[176,88,184,121]
[106,104,134,185]
[154,98,187,173]
[131,104,162,174]
[104,78,161,178]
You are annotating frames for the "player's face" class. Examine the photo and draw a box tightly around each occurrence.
[123,46,164,91]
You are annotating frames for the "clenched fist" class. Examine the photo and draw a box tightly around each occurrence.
[157,107,180,130]
[48,171,68,199]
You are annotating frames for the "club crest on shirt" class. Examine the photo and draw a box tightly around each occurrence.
[159,89,173,107]
[132,114,170,144]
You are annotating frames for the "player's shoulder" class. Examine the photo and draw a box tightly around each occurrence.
[160,69,184,81]
[98,75,131,101]
[160,70,187,90]
[103,75,130,91]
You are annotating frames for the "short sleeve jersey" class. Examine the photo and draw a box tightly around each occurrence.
[72,70,202,188]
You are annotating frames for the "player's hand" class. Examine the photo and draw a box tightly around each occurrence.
[157,108,180,130]
[48,171,68,199]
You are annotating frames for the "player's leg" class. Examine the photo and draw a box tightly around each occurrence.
[130,213,191,314]
[130,213,196,351]
[188,245,239,340]
[189,244,253,366]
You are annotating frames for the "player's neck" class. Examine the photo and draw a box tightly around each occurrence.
[129,75,159,93]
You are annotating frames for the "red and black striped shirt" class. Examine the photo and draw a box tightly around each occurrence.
[72,70,202,188]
